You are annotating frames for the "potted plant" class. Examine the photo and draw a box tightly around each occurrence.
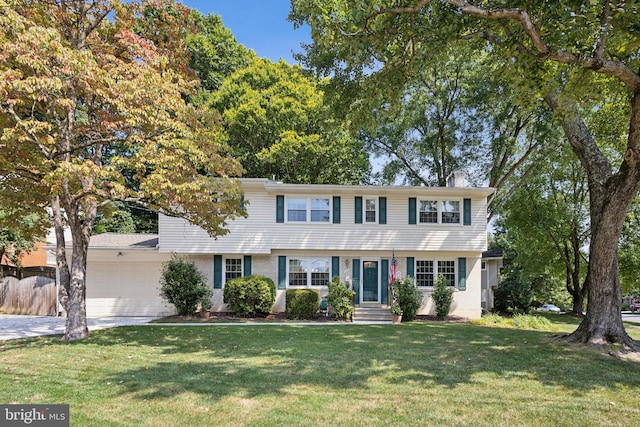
[390,303,403,324]
[199,298,212,319]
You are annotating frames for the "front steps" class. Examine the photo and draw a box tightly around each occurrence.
[353,304,392,323]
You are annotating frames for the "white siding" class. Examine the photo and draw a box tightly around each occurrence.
[159,182,492,255]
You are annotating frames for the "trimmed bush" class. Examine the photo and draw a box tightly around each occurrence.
[327,276,355,320]
[431,274,454,320]
[223,275,275,317]
[286,289,319,320]
[391,277,423,321]
[159,254,212,316]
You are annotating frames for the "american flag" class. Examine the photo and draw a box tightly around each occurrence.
[389,251,397,285]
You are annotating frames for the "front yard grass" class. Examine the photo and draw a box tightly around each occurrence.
[2,319,639,426]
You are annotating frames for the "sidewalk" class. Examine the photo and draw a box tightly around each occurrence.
[0,314,156,341]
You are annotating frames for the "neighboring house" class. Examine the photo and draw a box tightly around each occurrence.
[80,176,495,318]
[481,249,504,312]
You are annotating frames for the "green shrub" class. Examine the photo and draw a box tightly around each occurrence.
[159,254,212,316]
[223,275,275,317]
[326,276,355,320]
[431,274,454,320]
[286,289,319,320]
[391,277,423,321]
[511,314,555,331]
[471,313,559,331]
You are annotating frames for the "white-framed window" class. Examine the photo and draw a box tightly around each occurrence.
[419,200,438,224]
[310,198,331,222]
[415,259,456,287]
[287,197,307,222]
[288,257,330,287]
[287,197,331,223]
[224,257,242,283]
[416,260,434,287]
[418,199,461,224]
[365,197,377,223]
[441,200,460,224]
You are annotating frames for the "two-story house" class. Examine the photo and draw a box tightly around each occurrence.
[82,177,495,319]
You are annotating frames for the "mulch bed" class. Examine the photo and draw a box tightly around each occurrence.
[155,312,469,323]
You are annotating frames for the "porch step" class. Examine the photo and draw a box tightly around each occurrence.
[353,305,392,322]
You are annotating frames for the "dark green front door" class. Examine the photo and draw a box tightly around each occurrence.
[362,261,379,302]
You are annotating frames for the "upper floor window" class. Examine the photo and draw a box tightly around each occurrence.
[287,197,331,223]
[419,200,438,224]
[417,199,461,224]
[441,201,460,224]
[365,198,377,223]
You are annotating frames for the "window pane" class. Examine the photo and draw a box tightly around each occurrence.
[441,201,460,224]
[289,258,308,286]
[365,198,376,223]
[310,259,330,286]
[419,200,438,223]
[225,258,242,282]
[438,260,456,286]
[416,260,434,287]
[310,198,330,222]
[287,198,307,222]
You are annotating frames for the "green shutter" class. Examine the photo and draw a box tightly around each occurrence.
[278,256,287,289]
[333,196,341,224]
[276,195,285,223]
[355,197,363,224]
[458,257,467,291]
[407,257,415,278]
[240,194,245,209]
[379,197,387,224]
[243,255,252,276]
[409,198,417,224]
[381,259,389,305]
[463,198,471,225]
[332,256,340,280]
[352,259,360,303]
[213,255,222,289]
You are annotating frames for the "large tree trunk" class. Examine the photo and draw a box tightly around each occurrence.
[548,92,640,350]
[63,235,89,341]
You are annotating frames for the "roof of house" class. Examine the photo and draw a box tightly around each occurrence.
[482,249,504,260]
[88,233,159,249]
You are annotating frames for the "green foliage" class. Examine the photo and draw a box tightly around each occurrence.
[494,268,533,313]
[390,303,403,315]
[159,255,212,316]
[285,289,320,320]
[391,278,422,321]
[186,11,252,92]
[620,197,640,295]
[223,275,275,317]
[326,276,355,320]
[211,57,370,184]
[0,210,44,268]
[431,274,454,320]
[472,313,558,331]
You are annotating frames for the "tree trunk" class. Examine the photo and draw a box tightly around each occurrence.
[547,91,640,350]
[63,237,89,341]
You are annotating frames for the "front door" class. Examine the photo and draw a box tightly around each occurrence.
[362,261,379,302]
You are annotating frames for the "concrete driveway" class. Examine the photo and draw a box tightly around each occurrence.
[0,314,155,340]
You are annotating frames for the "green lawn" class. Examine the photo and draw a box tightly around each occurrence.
[2,317,640,426]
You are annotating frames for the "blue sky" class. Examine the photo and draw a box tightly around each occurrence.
[180,1,311,64]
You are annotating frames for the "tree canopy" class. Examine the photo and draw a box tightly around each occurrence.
[211,57,370,184]
[291,0,640,349]
[0,0,244,340]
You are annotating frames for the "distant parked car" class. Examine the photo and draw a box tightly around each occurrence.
[540,303,561,313]
[631,302,640,313]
